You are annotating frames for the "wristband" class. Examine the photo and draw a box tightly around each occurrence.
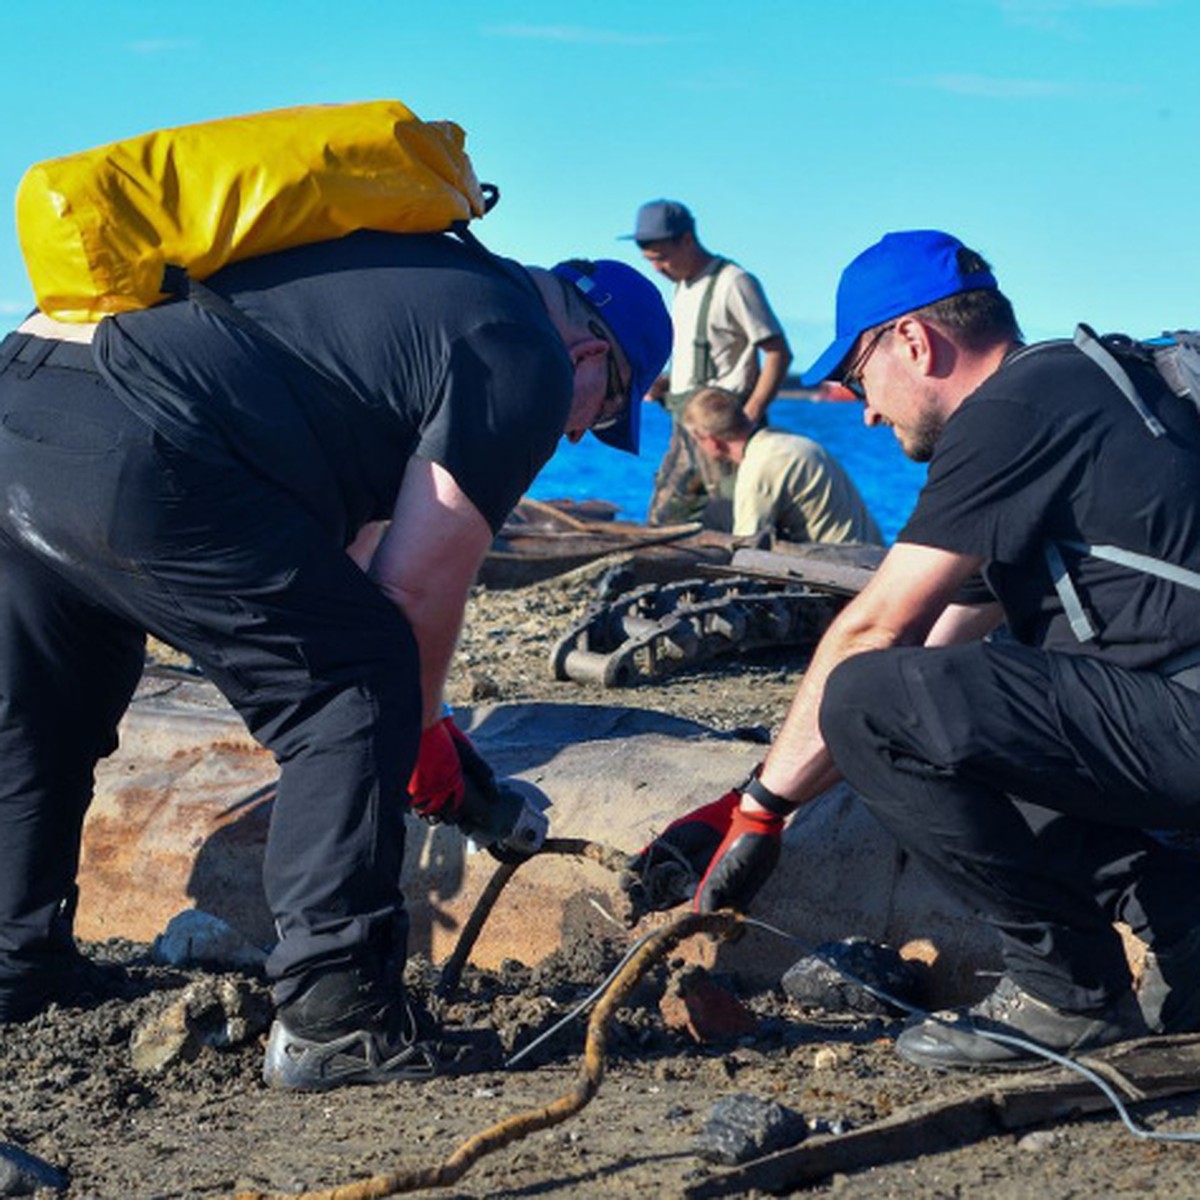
[739,765,794,816]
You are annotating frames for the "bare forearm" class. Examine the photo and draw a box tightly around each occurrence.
[384,582,471,725]
[924,601,1003,647]
[752,543,985,809]
[369,459,494,728]
[742,339,792,426]
[756,615,899,805]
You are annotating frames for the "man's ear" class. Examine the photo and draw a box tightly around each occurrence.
[568,335,609,369]
[895,316,936,376]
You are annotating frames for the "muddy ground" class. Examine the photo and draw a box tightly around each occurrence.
[4,565,1200,1199]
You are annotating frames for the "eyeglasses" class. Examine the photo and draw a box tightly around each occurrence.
[841,322,896,400]
[589,321,631,431]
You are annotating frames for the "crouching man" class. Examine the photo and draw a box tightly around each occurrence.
[625,229,1200,1069]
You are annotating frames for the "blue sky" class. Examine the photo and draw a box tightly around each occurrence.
[1,0,1195,366]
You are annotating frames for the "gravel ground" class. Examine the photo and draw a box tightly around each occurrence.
[3,568,1200,1199]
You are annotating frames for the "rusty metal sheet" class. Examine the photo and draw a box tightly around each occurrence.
[80,680,1006,1002]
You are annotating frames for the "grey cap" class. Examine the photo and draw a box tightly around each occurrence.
[620,199,695,243]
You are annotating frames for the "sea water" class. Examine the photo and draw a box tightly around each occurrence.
[528,398,928,544]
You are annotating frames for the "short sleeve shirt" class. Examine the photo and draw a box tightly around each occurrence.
[94,232,573,538]
[899,341,1200,668]
[667,260,784,397]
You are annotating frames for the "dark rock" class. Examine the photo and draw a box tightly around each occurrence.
[0,1143,68,1195]
[693,1093,807,1165]
[469,672,502,701]
[730,724,772,744]
[781,937,923,1016]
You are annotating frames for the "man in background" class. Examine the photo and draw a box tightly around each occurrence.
[625,199,792,526]
[683,386,883,547]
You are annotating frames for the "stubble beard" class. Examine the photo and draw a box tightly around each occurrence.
[901,408,945,463]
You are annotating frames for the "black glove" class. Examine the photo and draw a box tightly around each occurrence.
[620,789,741,921]
[693,806,783,913]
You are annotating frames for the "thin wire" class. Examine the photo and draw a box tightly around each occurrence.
[504,926,661,1069]
[505,909,1200,1143]
[741,915,1200,1146]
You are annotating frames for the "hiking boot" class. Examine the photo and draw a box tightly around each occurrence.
[894,975,1146,1072]
[0,946,127,1025]
[263,966,469,1091]
[1138,925,1200,1034]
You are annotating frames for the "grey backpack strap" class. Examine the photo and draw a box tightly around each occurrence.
[1074,323,1166,437]
[1044,541,1097,642]
[1061,539,1200,594]
[1047,537,1200,643]
[690,258,729,387]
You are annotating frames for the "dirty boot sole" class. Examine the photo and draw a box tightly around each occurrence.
[262,1019,441,1091]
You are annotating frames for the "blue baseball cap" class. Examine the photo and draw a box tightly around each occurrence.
[800,230,999,386]
[551,259,672,454]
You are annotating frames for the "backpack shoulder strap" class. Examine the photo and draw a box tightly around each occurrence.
[1040,324,1200,642]
[163,267,365,416]
[1046,537,1200,644]
[448,220,542,302]
[1074,323,1167,437]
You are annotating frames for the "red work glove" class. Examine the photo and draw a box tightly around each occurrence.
[693,806,784,914]
[407,716,493,822]
[620,790,741,918]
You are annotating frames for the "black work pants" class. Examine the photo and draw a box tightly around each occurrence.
[820,639,1200,1011]
[0,340,421,1004]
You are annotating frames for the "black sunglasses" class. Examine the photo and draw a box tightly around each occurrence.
[842,322,896,400]
[588,321,631,430]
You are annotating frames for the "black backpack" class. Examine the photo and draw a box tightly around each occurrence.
[1073,323,1200,436]
[1044,324,1200,644]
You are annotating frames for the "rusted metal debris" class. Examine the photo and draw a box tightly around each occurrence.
[479,497,719,589]
[726,541,885,597]
[550,575,843,688]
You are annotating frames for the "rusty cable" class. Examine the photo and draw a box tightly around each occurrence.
[230,909,743,1200]
[435,836,629,1001]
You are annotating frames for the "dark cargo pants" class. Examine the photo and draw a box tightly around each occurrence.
[820,639,1200,1011]
[0,337,421,1006]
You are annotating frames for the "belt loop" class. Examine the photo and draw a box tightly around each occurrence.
[15,336,53,380]
[0,332,31,379]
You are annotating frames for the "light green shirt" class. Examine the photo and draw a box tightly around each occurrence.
[734,428,883,546]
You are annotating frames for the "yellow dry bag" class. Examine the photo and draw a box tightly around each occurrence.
[16,99,489,322]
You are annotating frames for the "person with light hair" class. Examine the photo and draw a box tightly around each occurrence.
[682,386,882,546]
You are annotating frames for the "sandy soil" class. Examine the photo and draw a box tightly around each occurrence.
[4,568,1200,1199]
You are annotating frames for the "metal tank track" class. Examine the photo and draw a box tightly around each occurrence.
[550,575,843,688]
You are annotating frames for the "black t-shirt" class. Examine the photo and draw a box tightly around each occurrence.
[93,231,572,538]
[899,340,1200,669]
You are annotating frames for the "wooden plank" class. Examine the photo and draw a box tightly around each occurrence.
[727,545,883,596]
[684,1033,1200,1198]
